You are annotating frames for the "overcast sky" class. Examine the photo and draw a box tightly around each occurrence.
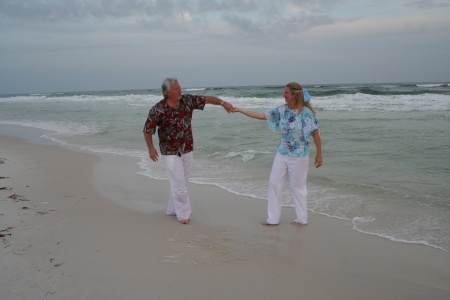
[1,0,449,94]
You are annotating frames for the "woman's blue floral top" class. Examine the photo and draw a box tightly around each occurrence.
[264,105,319,157]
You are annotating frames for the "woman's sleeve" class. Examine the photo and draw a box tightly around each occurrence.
[264,107,281,132]
[302,109,319,142]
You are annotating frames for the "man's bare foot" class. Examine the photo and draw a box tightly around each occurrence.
[180,219,189,224]
[291,221,307,225]
[261,222,278,226]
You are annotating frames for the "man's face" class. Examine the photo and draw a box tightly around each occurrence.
[167,82,182,100]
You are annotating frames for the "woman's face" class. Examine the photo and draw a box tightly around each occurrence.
[284,86,296,105]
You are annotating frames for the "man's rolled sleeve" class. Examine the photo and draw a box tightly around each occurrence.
[143,108,158,134]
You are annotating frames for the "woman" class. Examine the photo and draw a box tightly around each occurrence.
[231,82,322,225]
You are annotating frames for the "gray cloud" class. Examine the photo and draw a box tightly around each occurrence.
[403,0,450,8]
[0,0,339,38]
[0,0,158,23]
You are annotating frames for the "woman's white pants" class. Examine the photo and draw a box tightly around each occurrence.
[266,152,309,225]
[162,152,193,221]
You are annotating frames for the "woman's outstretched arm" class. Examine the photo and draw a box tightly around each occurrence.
[231,107,266,120]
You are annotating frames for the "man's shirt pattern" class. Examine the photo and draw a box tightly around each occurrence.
[143,94,206,155]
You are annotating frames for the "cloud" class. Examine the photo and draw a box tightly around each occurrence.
[403,0,450,8]
[0,0,340,39]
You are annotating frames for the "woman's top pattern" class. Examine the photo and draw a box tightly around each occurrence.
[264,105,319,157]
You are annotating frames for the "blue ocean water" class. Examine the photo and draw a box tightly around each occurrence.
[1,82,449,252]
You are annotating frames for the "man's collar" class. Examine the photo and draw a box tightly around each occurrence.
[164,95,183,109]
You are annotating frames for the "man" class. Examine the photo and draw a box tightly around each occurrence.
[143,77,233,224]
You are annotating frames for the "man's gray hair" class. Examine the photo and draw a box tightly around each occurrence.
[162,77,178,98]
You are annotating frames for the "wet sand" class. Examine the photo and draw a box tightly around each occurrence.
[1,134,449,299]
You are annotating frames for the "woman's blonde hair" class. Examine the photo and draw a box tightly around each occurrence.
[286,82,316,115]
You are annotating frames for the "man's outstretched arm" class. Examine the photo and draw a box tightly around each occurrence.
[205,96,233,113]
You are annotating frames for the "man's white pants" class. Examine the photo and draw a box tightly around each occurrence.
[162,152,193,221]
[266,152,309,225]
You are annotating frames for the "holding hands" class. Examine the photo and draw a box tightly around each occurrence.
[221,101,234,113]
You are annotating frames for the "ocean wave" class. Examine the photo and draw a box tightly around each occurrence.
[351,218,449,253]
[0,93,161,104]
[314,93,450,112]
[224,150,272,162]
[2,83,450,108]
[227,93,450,112]
[35,92,446,113]
[185,88,206,91]
[417,83,448,87]
[0,120,104,137]
[80,146,146,158]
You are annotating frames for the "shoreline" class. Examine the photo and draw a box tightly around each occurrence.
[1,134,449,299]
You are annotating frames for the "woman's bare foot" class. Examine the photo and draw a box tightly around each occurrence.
[180,219,189,224]
[261,222,278,226]
[291,222,307,225]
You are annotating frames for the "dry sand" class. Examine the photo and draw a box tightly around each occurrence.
[1,134,449,299]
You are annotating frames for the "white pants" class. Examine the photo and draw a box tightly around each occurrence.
[266,152,309,224]
[162,152,193,221]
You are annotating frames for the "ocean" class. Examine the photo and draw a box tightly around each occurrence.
[1,82,449,252]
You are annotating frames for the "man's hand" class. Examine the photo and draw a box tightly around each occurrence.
[149,148,159,162]
[222,102,234,113]
[144,132,159,162]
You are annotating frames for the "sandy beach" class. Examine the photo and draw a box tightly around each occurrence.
[1,134,449,300]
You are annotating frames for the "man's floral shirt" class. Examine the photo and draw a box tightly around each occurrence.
[143,94,206,155]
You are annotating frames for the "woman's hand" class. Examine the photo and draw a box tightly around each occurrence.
[311,129,322,168]
[315,153,323,168]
